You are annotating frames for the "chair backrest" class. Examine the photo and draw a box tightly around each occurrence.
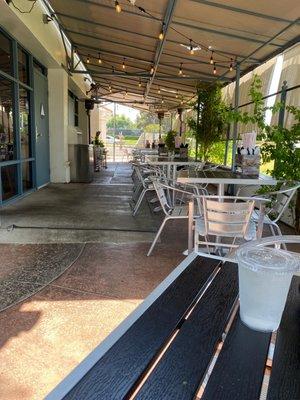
[269,182,300,222]
[152,179,172,215]
[202,197,255,238]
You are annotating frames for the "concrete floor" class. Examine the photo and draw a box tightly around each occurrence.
[0,162,297,399]
[0,163,187,400]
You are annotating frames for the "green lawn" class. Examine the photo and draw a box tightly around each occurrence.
[124,136,138,146]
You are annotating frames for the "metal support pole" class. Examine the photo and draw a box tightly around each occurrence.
[113,102,116,162]
[278,81,288,127]
[195,93,201,161]
[188,199,194,254]
[231,63,240,171]
[224,120,231,166]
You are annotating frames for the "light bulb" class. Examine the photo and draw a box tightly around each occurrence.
[159,30,164,40]
[138,79,141,88]
[161,98,164,104]
[213,63,217,75]
[98,53,102,64]
[229,58,233,71]
[115,1,121,13]
[122,58,126,69]
[179,63,183,75]
[86,55,90,64]
[158,87,161,94]
[190,40,194,55]
[150,65,154,74]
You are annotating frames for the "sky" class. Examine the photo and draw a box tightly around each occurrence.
[106,103,140,122]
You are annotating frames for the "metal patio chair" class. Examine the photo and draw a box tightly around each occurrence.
[147,179,207,256]
[193,195,269,262]
[236,181,300,238]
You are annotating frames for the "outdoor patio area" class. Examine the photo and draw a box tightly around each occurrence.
[0,0,299,399]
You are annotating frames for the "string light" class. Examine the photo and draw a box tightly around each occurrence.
[179,63,183,75]
[115,1,121,13]
[189,39,194,55]
[138,79,142,88]
[159,24,164,40]
[86,55,90,64]
[213,62,217,75]
[150,65,154,74]
[109,84,112,93]
[158,87,161,94]
[210,51,214,65]
[98,52,102,64]
[229,58,233,71]
[122,58,126,70]
[161,97,164,104]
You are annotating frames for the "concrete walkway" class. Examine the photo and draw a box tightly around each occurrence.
[0,163,186,400]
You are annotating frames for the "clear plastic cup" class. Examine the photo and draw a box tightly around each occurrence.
[236,245,299,332]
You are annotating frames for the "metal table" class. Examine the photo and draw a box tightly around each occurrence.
[177,168,277,196]
[144,155,203,181]
[47,254,300,400]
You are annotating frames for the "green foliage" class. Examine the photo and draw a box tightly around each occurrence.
[164,130,176,150]
[187,82,228,161]
[227,74,300,231]
[107,114,134,129]
[94,136,105,147]
[136,111,172,133]
[144,123,160,133]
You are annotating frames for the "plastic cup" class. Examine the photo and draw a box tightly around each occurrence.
[236,246,299,332]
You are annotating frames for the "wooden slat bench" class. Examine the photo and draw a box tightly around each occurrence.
[46,253,300,400]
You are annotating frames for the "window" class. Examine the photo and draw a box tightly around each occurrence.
[19,87,31,159]
[1,164,18,200]
[68,91,79,127]
[0,77,16,161]
[0,31,12,76]
[18,47,29,85]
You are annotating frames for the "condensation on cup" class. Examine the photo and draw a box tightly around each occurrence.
[237,246,299,332]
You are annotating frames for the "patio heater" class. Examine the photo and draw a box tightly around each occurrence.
[177,108,183,137]
[157,112,164,140]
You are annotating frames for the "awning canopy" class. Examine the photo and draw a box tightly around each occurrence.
[48,0,300,112]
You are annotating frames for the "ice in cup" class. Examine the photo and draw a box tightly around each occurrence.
[236,246,299,332]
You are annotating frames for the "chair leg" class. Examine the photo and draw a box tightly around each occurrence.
[147,218,168,256]
[133,189,146,216]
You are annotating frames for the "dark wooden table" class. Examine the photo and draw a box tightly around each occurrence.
[47,256,300,400]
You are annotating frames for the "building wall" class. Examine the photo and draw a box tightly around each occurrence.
[90,106,112,142]
[0,0,90,185]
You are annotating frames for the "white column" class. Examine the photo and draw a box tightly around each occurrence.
[48,68,70,183]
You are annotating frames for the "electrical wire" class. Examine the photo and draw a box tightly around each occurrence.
[9,0,38,14]
[126,0,234,63]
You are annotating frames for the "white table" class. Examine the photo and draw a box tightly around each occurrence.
[178,169,277,251]
[144,155,203,181]
[177,169,277,196]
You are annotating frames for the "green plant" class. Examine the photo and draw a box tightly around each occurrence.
[164,130,176,150]
[187,82,227,161]
[228,75,300,231]
[94,136,105,147]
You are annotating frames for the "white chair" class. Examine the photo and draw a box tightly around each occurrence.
[147,179,207,256]
[132,165,165,216]
[236,181,300,238]
[193,195,268,262]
